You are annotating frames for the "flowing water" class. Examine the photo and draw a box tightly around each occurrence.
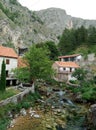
[8,89,88,130]
[52,90,88,130]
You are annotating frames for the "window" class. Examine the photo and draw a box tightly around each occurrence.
[6,59,10,64]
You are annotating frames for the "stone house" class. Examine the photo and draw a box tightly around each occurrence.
[52,61,80,82]
[0,46,19,86]
[0,46,18,77]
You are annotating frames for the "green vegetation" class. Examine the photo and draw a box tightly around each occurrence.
[72,68,87,82]
[0,92,41,130]
[2,41,15,49]
[31,12,44,24]
[0,88,19,101]
[14,45,54,84]
[68,82,96,101]
[0,60,6,92]
[45,41,60,60]
[0,118,9,130]
[69,68,96,101]
[36,41,60,60]
[0,2,19,23]
[13,67,30,83]
[9,0,17,5]
[58,26,96,55]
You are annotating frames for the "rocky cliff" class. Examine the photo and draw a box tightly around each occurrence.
[0,0,96,49]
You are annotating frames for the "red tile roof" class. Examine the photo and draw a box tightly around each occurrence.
[0,46,18,58]
[55,61,80,68]
[58,54,81,59]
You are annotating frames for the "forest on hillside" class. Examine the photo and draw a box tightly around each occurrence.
[58,25,96,55]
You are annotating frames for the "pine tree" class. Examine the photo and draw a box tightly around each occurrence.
[0,60,6,92]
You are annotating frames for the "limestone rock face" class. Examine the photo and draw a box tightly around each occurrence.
[35,8,72,36]
[1,0,96,49]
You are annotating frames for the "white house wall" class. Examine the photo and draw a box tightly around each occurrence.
[0,57,17,74]
[72,68,75,71]
[59,67,75,72]
[75,55,82,61]
[66,67,69,71]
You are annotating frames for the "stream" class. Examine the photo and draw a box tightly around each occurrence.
[46,89,87,130]
[8,88,89,130]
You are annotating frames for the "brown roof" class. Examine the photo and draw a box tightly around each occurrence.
[55,61,80,68]
[58,54,81,59]
[0,46,18,58]
[18,57,27,68]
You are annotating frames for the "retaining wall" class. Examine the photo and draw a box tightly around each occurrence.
[0,86,34,107]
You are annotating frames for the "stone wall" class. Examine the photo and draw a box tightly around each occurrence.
[0,86,34,107]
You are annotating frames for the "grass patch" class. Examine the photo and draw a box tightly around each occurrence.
[0,92,41,130]
[0,88,20,101]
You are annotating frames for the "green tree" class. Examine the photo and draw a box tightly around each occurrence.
[72,68,87,85]
[58,26,89,55]
[58,28,76,55]
[36,41,60,60]
[0,60,6,92]
[71,68,96,101]
[14,45,54,88]
[75,26,88,45]
[87,26,96,45]
[45,41,60,60]
[13,67,30,83]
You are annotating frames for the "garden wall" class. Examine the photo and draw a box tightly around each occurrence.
[0,86,34,107]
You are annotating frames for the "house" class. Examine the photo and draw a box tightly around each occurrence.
[53,54,81,82]
[58,54,82,62]
[52,61,80,82]
[0,46,18,78]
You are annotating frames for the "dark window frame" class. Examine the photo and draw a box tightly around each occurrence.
[6,59,10,64]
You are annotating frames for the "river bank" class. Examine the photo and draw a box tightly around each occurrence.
[7,85,90,130]
[8,104,88,130]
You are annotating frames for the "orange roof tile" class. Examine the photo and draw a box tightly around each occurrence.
[58,54,81,59]
[18,57,27,68]
[55,61,80,68]
[0,46,18,58]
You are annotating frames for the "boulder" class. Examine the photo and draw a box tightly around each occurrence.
[33,114,40,118]
[90,104,96,126]
[20,108,27,116]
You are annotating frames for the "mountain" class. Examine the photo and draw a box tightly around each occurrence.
[0,0,96,49]
[35,8,96,35]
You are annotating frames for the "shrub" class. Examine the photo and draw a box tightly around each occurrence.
[21,102,31,109]
[0,60,6,92]
[0,118,9,130]
[68,81,96,102]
